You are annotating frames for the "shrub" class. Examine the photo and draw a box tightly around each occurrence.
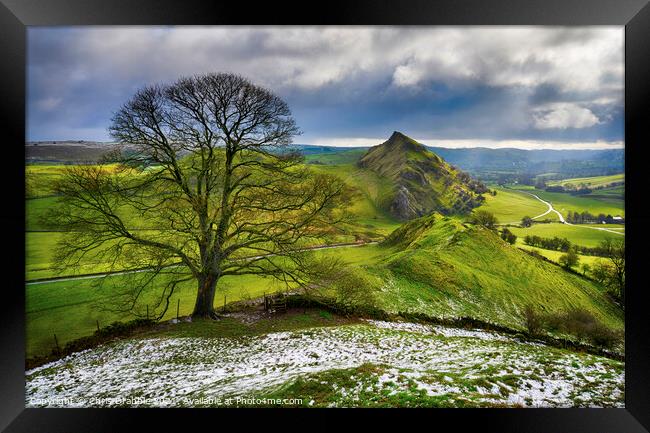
[521,216,533,228]
[544,308,621,349]
[523,305,543,336]
[558,249,580,269]
[500,228,517,245]
[469,210,498,230]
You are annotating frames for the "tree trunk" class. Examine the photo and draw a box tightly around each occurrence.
[192,274,219,318]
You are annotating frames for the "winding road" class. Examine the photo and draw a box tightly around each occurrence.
[508,189,624,236]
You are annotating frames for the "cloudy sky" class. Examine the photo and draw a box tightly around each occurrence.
[27,26,624,149]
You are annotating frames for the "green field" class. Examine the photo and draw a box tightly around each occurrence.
[548,174,624,189]
[26,271,282,357]
[509,184,624,218]
[509,223,624,248]
[304,148,366,165]
[517,244,605,269]
[25,243,389,357]
[479,187,555,223]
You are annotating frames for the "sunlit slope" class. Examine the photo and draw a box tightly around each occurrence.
[363,214,622,331]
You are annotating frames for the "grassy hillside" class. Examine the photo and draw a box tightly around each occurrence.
[358,132,487,220]
[363,214,622,332]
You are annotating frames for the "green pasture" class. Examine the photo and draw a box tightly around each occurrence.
[509,222,624,248]
[517,244,605,269]
[25,243,385,357]
[479,187,554,223]
[508,185,624,218]
[548,174,624,189]
[304,148,366,165]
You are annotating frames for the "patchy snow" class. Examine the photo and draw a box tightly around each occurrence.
[364,319,435,334]
[365,319,514,342]
[26,321,624,408]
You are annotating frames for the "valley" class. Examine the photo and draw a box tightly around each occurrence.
[24,134,625,407]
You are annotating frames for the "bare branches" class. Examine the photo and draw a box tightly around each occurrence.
[50,72,344,318]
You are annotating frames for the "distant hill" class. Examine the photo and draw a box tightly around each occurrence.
[299,143,624,181]
[357,131,488,220]
[427,147,624,181]
[26,140,625,183]
[26,141,118,163]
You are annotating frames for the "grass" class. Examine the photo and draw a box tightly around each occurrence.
[24,160,624,361]
[508,222,624,248]
[517,244,604,269]
[479,186,553,223]
[304,148,367,165]
[309,162,400,235]
[137,309,359,341]
[548,174,624,189]
[26,320,625,408]
[509,184,624,217]
[365,214,622,333]
[25,243,387,358]
[26,270,288,358]
[26,164,124,199]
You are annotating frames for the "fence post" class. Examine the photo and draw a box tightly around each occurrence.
[146,305,149,319]
[96,320,100,332]
[53,333,60,353]
[176,299,180,319]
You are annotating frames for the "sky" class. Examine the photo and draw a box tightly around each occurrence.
[27,26,624,150]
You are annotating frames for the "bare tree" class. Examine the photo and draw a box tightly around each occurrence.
[48,72,350,319]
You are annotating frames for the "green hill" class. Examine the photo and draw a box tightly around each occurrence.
[358,132,487,220]
[363,214,622,332]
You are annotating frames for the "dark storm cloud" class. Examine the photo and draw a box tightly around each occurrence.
[27,26,623,148]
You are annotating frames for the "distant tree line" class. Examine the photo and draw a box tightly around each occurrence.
[565,210,624,225]
[524,235,572,252]
[543,181,623,196]
[523,234,620,257]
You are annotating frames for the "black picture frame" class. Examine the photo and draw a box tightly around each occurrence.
[1,1,649,431]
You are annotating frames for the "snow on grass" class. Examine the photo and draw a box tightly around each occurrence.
[26,321,624,408]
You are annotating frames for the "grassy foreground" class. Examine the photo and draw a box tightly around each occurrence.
[26,314,624,408]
